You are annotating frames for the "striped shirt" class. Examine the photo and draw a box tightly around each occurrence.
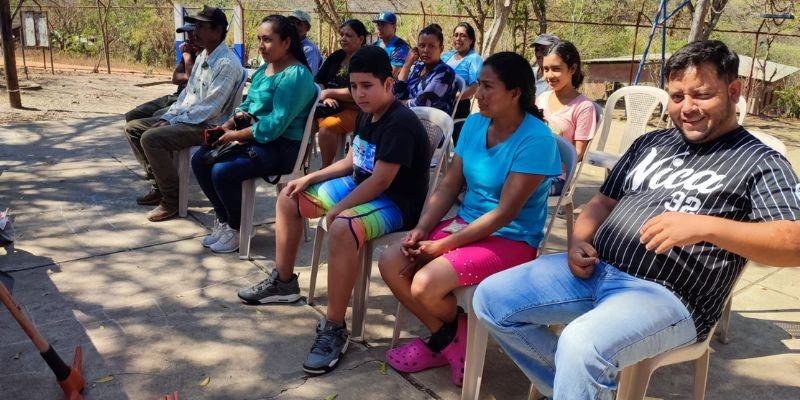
[161,44,245,127]
[596,127,800,339]
[393,60,457,115]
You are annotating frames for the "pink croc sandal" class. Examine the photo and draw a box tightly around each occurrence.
[440,313,468,387]
[386,338,449,373]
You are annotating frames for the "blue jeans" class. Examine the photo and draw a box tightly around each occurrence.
[473,253,697,400]
[191,138,300,230]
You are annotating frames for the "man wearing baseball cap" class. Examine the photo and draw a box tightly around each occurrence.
[288,10,322,75]
[124,5,245,222]
[372,11,409,77]
[530,33,560,96]
[125,24,200,122]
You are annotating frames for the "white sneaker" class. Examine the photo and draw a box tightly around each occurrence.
[202,219,226,248]
[210,225,240,253]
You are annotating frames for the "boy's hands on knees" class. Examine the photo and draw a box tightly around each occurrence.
[286,176,311,198]
[640,212,710,254]
[568,240,598,279]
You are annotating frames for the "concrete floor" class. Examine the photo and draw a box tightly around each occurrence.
[0,116,798,399]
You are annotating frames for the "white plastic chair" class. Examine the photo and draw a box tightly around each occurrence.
[451,76,466,119]
[736,96,747,126]
[544,102,604,246]
[613,269,748,400]
[177,70,248,217]
[306,107,455,341]
[391,135,578,400]
[584,86,669,174]
[238,85,321,259]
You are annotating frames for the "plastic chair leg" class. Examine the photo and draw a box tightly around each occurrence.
[391,302,409,348]
[461,308,489,400]
[350,246,370,341]
[527,384,540,400]
[692,349,710,400]
[564,202,575,244]
[238,179,257,260]
[616,363,653,400]
[176,148,191,217]
[307,225,326,305]
[718,298,732,344]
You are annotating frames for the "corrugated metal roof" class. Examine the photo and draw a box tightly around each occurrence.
[585,53,800,83]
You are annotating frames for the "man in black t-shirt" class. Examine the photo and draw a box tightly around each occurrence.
[473,40,800,400]
[237,46,431,376]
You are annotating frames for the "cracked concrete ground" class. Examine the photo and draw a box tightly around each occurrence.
[1,115,799,399]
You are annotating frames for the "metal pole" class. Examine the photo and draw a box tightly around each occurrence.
[1,0,22,108]
[18,11,28,79]
[659,0,667,88]
[745,19,765,102]
[629,5,644,85]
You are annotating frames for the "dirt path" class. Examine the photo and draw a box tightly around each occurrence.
[0,70,174,123]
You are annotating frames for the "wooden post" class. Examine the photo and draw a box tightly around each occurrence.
[0,0,22,108]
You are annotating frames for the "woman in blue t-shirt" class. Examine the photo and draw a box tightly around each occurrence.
[379,52,562,386]
[440,22,483,142]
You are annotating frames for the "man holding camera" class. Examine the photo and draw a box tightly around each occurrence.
[124,5,245,222]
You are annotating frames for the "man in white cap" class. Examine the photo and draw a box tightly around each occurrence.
[289,9,322,76]
[530,33,560,96]
[125,23,199,122]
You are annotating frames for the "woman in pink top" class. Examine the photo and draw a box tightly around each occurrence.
[535,40,597,195]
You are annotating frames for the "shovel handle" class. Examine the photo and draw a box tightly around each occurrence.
[0,281,50,352]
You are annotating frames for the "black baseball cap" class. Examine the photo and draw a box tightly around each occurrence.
[184,5,228,27]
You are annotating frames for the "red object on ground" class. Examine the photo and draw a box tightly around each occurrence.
[57,346,85,400]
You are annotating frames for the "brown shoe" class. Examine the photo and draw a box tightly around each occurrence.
[136,188,162,206]
[147,203,178,222]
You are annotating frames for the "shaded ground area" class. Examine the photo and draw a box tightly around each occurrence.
[0,72,799,399]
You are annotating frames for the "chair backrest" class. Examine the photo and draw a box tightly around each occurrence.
[540,135,579,251]
[736,96,747,126]
[411,106,455,190]
[595,86,669,155]
[282,85,322,182]
[556,101,605,199]
[451,76,467,119]
[749,130,787,156]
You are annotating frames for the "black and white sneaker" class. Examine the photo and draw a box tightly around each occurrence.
[237,268,301,304]
[302,318,349,375]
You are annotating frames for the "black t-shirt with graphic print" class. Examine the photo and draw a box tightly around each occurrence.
[352,100,431,229]
[596,127,800,339]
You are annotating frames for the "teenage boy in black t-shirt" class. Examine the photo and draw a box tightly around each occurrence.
[237,46,431,376]
[473,40,800,400]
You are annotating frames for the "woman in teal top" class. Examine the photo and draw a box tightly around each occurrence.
[440,22,483,142]
[192,15,316,254]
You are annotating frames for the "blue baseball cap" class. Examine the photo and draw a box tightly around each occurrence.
[373,11,397,25]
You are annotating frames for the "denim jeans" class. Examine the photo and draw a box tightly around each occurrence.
[191,138,300,230]
[473,253,697,400]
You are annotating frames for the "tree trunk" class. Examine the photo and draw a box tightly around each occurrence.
[688,0,709,42]
[530,0,547,34]
[482,0,512,55]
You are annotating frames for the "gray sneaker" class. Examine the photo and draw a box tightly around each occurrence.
[302,319,350,375]
[237,268,301,304]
